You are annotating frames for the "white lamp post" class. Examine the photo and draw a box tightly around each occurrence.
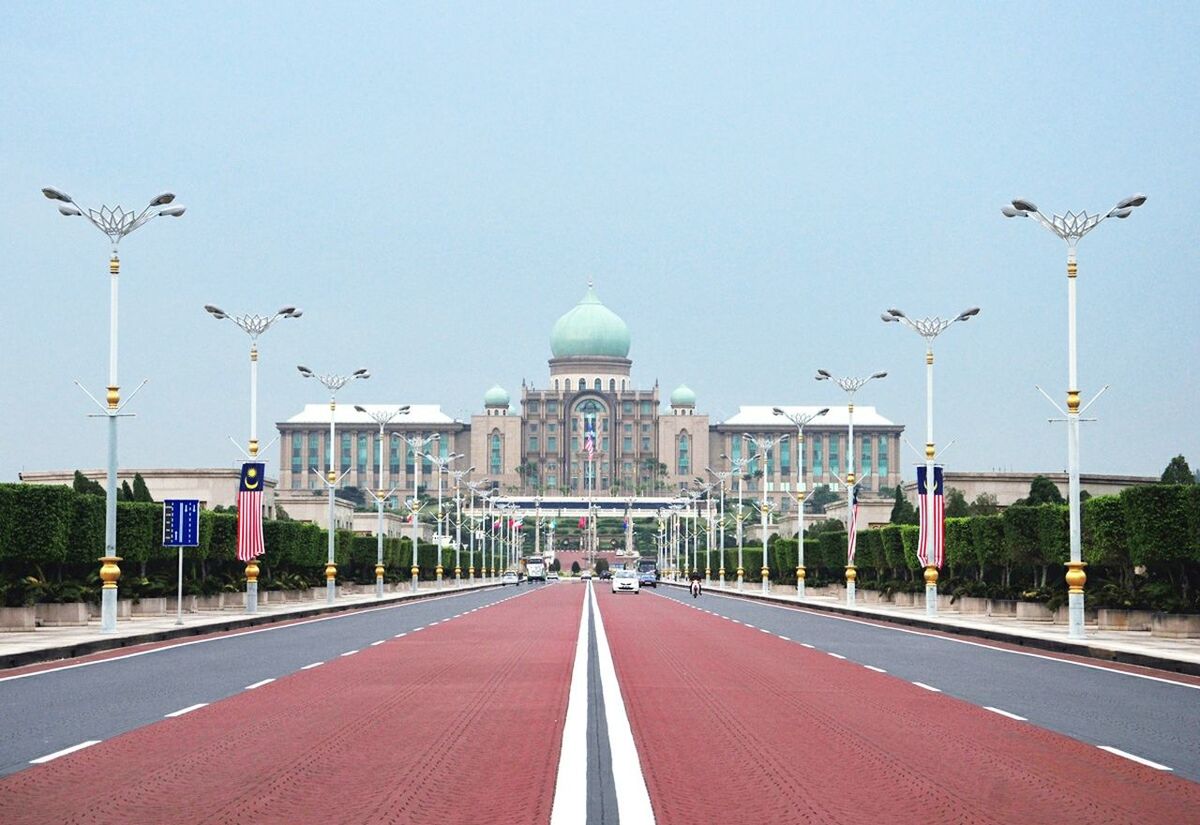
[706,467,733,587]
[743,433,787,593]
[353,405,411,598]
[394,432,440,591]
[43,187,185,633]
[205,304,302,613]
[426,451,464,585]
[882,307,979,616]
[449,466,475,585]
[297,365,369,602]
[773,407,828,598]
[815,370,886,606]
[466,480,490,581]
[1003,193,1147,639]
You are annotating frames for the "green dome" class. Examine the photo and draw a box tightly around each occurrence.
[483,384,510,407]
[550,285,631,358]
[670,384,696,407]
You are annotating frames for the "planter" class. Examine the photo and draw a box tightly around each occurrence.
[859,590,883,604]
[1151,613,1200,639]
[936,594,959,612]
[1097,608,1154,632]
[1015,601,1053,622]
[891,592,917,607]
[988,599,1018,618]
[0,606,36,632]
[956,596,989,615]
[131,597,168,616]
[89,600,133,619]
[1052,605,1098,626]
[196,594,225,610]
[35,602,90,627]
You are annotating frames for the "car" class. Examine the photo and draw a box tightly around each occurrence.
[580,570,593,580]
[500,571,519,586]
[598,570,613,580]
[611,569,640,594]
[638,570,657,588]
[546,572,559,581]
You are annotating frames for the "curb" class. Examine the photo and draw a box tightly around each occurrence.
[1,583,500,671]
[662,582,1200,678]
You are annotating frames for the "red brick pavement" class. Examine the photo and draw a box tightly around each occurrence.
[597,591,1200,825]
[0,585,583,825]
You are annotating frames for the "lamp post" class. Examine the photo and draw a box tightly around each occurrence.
[297,366,369,602]
[720,453,756,590]
[815,370,886,606]
[1003,193,1147,639]
[44,187,186,633]
[743,433,787,593]
[353,405,411,598]
[449,466,475,585]
[394,432,440,591]
[882,307,979,616]
[466,480,490,581]
[205,304,302,612]
[773,407,828,598]
[692,479,718,582]
[426,451,464,585]
[706,468,733,586]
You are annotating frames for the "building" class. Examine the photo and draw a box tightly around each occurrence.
[18,468,279,518]
[275,284,906,526]
[900,471,1157,509]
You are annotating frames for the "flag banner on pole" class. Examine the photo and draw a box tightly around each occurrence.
[917,466,946,568]
[846,484,860,565]
[578,516,587,529]
[237,462,266,562]
[583,416,596,458]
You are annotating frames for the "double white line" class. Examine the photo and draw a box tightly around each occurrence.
[551,583,655,824]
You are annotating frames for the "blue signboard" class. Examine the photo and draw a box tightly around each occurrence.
[163,499,201,547]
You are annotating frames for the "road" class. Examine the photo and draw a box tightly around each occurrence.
[1,580,1197,824]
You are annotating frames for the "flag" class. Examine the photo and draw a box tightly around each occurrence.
[237,462,266,562]
[578,516,587,529]
[917,466,945,569]
[846,484,860,565]
[583,416,596,458]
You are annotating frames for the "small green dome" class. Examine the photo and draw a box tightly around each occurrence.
[483,384,510,407]
[550,284,631,359]
[670,384,696,407]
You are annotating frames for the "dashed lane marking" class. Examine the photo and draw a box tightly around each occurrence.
[864,665,887,673]
[340,650,358,657]
[394,633,407,638]
[300,662,324,670]
[985,706,1026,721]
[30,740,100,764]
[828,652,847,659]
[1098,746,1172,771]
[912,681,941,692]
[370,640,385,646]
[777,635,791,641]
[245,678,275,690]
[800,643,815,649]
[164,703,207,718]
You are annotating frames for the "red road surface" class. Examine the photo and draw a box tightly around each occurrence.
[598,591,1200,825]
[0,585,582,825]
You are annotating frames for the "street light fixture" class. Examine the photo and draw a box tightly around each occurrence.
[43,187,185,633]
[743,433,787,594]
[353,405,411,597]
[814,370,886,605]
[298,365,369,602]
[205,304,302,612]
[772,406,829,598]
[719,453,757,590]
[1003,192,1147,639]
[426,451,465,585]
[394,431,440,590]
[449,465,476,585]
[705,466,734,586]
[882,306,979,616]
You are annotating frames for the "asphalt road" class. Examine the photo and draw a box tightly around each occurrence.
[0,582,542,776]
[654,585,1200,783]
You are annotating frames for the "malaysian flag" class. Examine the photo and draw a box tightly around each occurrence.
[917,466,945,568]
[583,417,596,457]
[846,483,860,565]
[237,462,266,562]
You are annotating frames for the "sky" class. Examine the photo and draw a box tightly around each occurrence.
[1,2,1197,483]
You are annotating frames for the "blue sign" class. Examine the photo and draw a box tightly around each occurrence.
[163,499,200,547]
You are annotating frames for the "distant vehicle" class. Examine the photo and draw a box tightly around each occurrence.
[500,571,519,586]
[637,558,659,580]
[546,572,560,581]
[525,555,546,582]
[638,570,657,588]
[580,570,593,581]
[611,569,640,594]
[598,570,613,580]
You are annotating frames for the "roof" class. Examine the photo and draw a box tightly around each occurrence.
[483,384,510,406]
[721,405,896,428]
[283,404,457,425]
[550,284,631,359]
[669,384,697,406]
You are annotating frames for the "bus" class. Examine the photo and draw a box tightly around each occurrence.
[637,557,659,580]
[525,555,546,582]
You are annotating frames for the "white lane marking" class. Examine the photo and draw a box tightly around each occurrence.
[550,581,591,825]
[589,583,656,823]
[301,661,324,670]
[800,643,815,649]
[680,589,1200,691]
[394,633,407,638]
[245,678,275,690]
[370,640,385,647]
[912,681,941,692]
[30,740,100,764]
[864,665,887,673]
[0,586,503,684]
[984,706,1026,721]
[340,650,359,657]
[1098,745,1172,770]
[759,628,772,635]
[777,635,791,641]
[828,652,846,660]
[412,626,424,632]
[164,703,207,718]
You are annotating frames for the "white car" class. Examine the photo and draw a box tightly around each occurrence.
[546,572,560,581]
[500,571,519,586]
[580,570,593,581]
[611,569,640,594]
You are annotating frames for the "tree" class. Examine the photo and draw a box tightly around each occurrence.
[72,470,105,497]
[807,484,839,514]
[338,486,368,509]
[570,560,581,575]
[119,480,135,501]
[1020,475,1065,506]
[594,557,609,573]
[805,518,844,537]
[550,558,561,572]
[275,503,292,521]
[944,487,969,518]
[967,492,1000,516]
[1161,455,1195,485]
[131,472,154,502]
[889,485,918,525]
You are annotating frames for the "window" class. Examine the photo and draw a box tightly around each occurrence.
[601,418,609,432]
[861,437,872,476]
[405,441,416,474]
[341,432,351,472]
[641,437,651,451]
[357,433,368,470]
[677,434,690,475]
[624,423,632,433]
[878,436,889,478]
[594,378,601,391]
[609,379,616,391]
[389,439,400,480]
[307,432,319,466]
[571,418,578,432]
[529,436,539,452]
[291,435,302,475]
[640,401,652,415]
[490,434,502,475]
[547,423,557,433]
[547,475,557,489]
[780,438,791,475]
[548,436,557,452]
[641,423,650,433]
[527,400,539,414]
[623,401,633,414]
[571,436,579,452]
[602,437,609,450]
[731,437,742,465]
[764,445,774,477]
[547,401,558,414]
[623,436,633,453]
[813,437,824,477]
[565,379,572,391]
[829,435,840,477]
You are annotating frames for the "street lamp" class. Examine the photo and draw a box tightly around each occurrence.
[882,307,979,615]
[449,465,475,585]
[706,467,733,586]
[43,187,185,633]
[394,431,440,591]
[426,451,464,585]
[743,433,787,593]
[466,479,490,581]
[773,407,828,598]
[1003,193,1146,639]
[298,365,369,602]
[815,370,886,605]
[353,405,411,598]
[719,453,757,590]
[207,304,302,613]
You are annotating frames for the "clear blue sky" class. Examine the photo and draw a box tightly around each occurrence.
[1,3,1196,482]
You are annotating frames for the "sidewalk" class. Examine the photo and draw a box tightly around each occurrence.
[663,581,1200,677]
[0,579,499,670]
